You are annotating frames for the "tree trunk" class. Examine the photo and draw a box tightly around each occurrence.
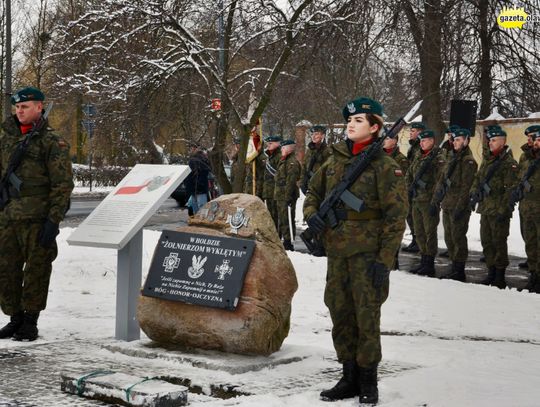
[478,0,492,119]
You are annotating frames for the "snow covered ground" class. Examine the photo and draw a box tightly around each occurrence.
[0,217,538,406]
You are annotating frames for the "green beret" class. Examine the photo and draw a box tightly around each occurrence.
[487,128,507,138]
[342,97,383,121]
[264,135,283,143]
[453,128,471,138]
[418,130,435,139]
[280,139,295,146]
[411,122,426,130]
[445,125,460,133]
[525,125,540,135]
[529,131,540,141]
[484,124,502,134]
[11,86,45,105]
[311,125,327,133]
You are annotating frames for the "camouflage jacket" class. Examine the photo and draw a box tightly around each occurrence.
[406,138,421,162]
[518,143,534,165]
[436,146,477,211]
[300,141,331,192]
[471,148,519,217]
[386,146,409,175]
[273,152,301,202]
[243,152,264,198]
[517,147,540,217]
[303,139,408,268]
[0,115,73,224]
[406,147,446,205]
[262,148,281,200]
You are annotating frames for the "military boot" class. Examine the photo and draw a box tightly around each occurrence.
[320,361,359,401]
[442,262,466,282]
[416,255,435,277]
[409,255,426,274]
[402,237,419,253]
[12,312,39,342]
[524,273,538,293]
[358,365,378,405]
[283,240,294,251]
[493,269,507,289]
[0,311,24,339]
[479,266,496,285]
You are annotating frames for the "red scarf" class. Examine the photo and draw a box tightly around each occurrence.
[422,149,432,157]
[20,123,33,134]
[384,147,394,155]
[352,138,375,155]
[491,146,505,158]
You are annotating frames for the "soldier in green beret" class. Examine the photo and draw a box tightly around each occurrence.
[471,128,519,289]
[262,135,282,231]
[300,125,331,195]
[274,139,301,250]
[402,121,426,253]
[407,129,446,276]
[434,128,478,281]
[0,87,74,341]
[304,97,408,404]
[514,127,540,292]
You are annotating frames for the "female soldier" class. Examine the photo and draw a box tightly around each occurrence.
[304,97,408,405]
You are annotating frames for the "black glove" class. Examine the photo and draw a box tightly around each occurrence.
[300,184,308,195]
[369,262,390,290]
[428,204,439,217]
[510,187,524,204]
[452,209,463,221]
[306,213,325,234]
[38,219,59,248]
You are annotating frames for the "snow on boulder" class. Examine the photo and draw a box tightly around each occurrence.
[137,193,298,356]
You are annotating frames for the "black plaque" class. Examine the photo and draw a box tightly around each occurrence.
[142,230,256,310]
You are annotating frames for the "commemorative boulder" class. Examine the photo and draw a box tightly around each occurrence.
[137,193,298,355]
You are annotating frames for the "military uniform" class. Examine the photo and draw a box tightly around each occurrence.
[437,143,477,278]
[0,112,73,324]
[262,145,281,231]
[471,131,519,288]
[386,146,408,174]
[403,126,423,253]
[516,128,540,293]
[407,130,446,276]
[304,97,408,404]
[300,140,331,194]
[274,141,301,249]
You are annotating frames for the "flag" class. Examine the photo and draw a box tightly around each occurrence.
[245,118,262,164]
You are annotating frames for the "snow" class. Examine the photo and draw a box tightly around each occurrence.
[527,112,540,119]
[1,205,539,406]
[485,108,506,121]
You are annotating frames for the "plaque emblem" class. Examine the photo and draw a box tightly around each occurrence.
[162,252,181,273]
[214,259,233,280]
[187,255,208,279]
[227,207,249,234]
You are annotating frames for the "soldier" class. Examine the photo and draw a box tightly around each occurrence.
[471,128,519,289]
[304,97,408,405]
[185,143,211,215]
[274,139,301,251]
[261,135,282,231]
[407,130,446,277]
[402,121,425,253]
[516,126,537,270]
[0,87,74,341]
[512,127,540,293]
[432,128,478,281]
[300,125,331,194]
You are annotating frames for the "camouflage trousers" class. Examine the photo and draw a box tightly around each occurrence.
[406,195,415,236]
[412,202,440,256]
[325,252,389,368]
[480,214,510,269]
[0,220,57,315]
[522,212,540,277]
[442,209,471,262]
[264,198,279,234]
[276,200,296,242]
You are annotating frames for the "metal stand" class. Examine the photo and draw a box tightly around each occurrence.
[115,229,142,341]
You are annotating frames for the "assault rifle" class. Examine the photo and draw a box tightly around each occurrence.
[0,103,53,211]
[300,100,423,256]
[508,157,540,211]
[469,146,509,211]
[432,151,461,207]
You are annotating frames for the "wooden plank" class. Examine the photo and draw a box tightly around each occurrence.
[60,371,188,406]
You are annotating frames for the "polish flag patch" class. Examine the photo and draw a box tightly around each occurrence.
[394,169,403,176]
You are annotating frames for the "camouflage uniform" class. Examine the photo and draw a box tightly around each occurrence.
[304,139,408,368]
[262,148,281,231]
[244,153,264,199]
[274,152,301,244]
[405,139,421,240]
[407,148,446,257]
[300,141,331,194]
[518,143,533,257]
[437,146,477,263]
[0,115,73,315]
[517,146,540,289]
[472,149,519,271]
[386,146,408,174]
